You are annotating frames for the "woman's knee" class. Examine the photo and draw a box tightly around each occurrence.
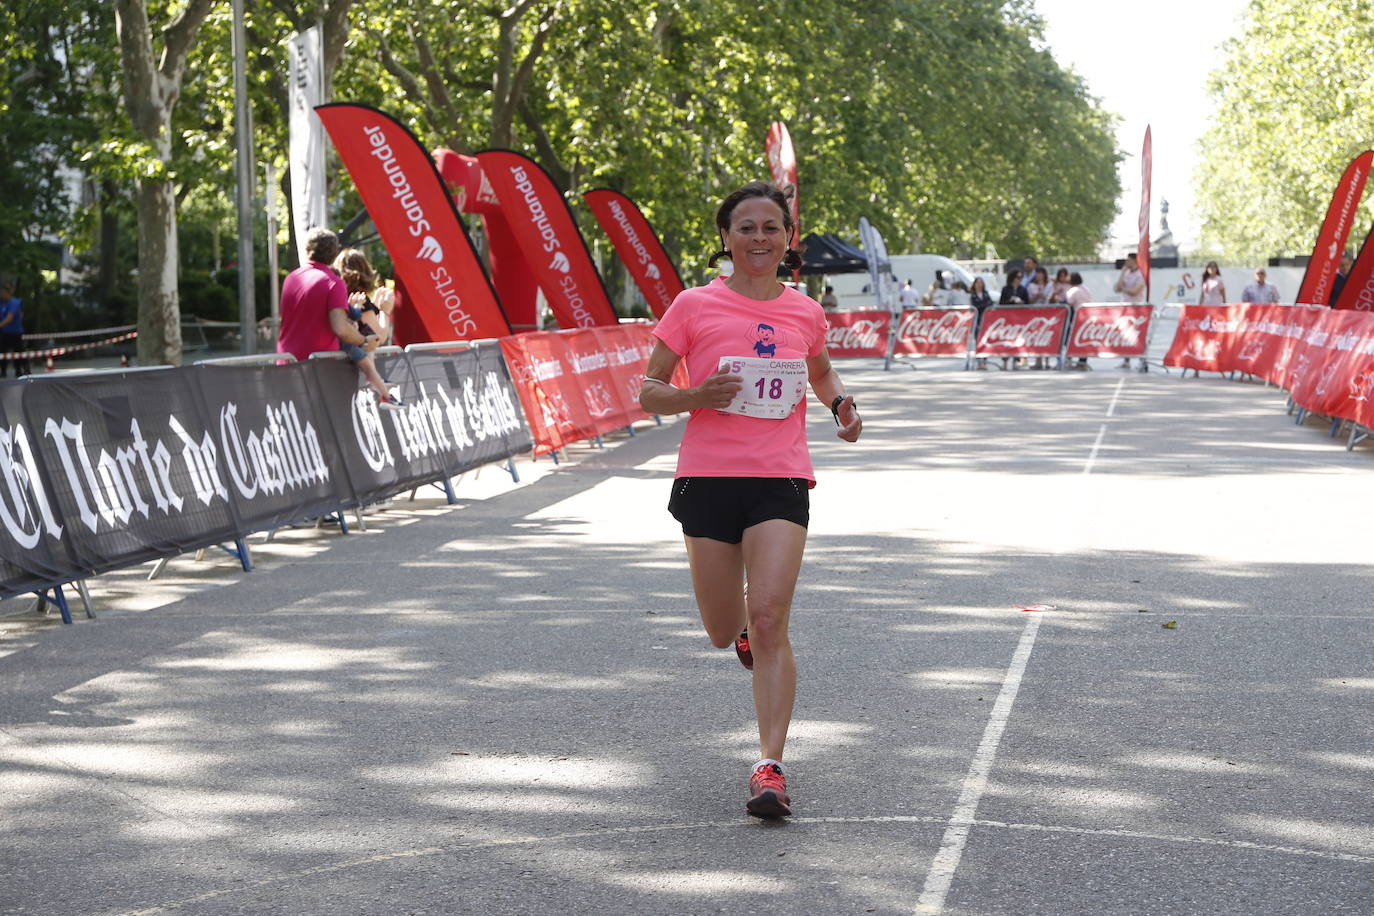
[744,600,791,652]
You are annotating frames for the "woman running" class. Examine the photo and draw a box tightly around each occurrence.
[639,181,862,818]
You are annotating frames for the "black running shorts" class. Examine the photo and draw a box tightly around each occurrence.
[667,476,810,544]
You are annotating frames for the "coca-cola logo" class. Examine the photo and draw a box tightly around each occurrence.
[826,318,887,351]
[898,310,973,345]
[1072,315,1148,350]
[982,315,1060,348]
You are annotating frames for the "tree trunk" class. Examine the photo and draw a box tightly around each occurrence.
[134,178,184,365]
[113,0,215,366]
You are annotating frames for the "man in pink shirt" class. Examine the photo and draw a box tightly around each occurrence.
[278,228,355,361]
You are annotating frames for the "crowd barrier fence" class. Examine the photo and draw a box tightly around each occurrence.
[822,303,1155,366]
[1164,303,1374,449]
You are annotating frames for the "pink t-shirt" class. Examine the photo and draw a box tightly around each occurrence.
[653,278,829,484]
[277,262,349,360]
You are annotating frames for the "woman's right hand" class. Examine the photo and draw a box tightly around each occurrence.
[694,364,743,409]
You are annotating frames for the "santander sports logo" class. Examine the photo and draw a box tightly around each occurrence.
[418,236,443,263]
[644,263,661,280]
[550,251,571,273]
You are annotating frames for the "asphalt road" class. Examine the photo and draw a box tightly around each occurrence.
[2,357,1372,915]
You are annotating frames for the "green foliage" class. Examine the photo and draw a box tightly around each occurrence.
[1195,0,1374,260]
[9,0,1121,330]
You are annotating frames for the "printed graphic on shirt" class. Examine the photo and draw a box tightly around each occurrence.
[747,322,790,358]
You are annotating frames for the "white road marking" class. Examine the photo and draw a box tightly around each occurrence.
[915,614,1042,914]
[1105,375,1127,417]
[1083,377,1128,475]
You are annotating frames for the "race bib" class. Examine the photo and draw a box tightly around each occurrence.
[716,356,807,419]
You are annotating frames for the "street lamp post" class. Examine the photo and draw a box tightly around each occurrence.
[232,0,257,354]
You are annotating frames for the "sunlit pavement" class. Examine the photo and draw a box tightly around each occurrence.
[2,341,1372,914]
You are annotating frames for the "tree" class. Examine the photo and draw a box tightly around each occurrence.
[1195,0,1374,260]
[114,0,217,366]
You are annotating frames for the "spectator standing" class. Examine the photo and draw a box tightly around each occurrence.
[820,285,839,310]
[1025,267,1052,367]
[1113,253,1147,368]
[999,269,1027,304]
[898,279,920,309]
[1114,252,1146,304]
[1241,268,1280,304]
[278,228,349,361]
[969,277,994,369]
[1330,251,1354,305]
[1065,272,1092,369]
[1198,261,1226,305]
[946,280,971,306]
[1049,268,1072,304]
[0,281,29,377]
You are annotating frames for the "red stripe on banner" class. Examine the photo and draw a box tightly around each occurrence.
[1138,126,1152,301]
[583,189,684,319]
[825,311,891,358]
[1334,222,1374,311]
[974,307,1070,357]
[1065,305,1153,358]
[476,150,620,329]
[893,308,976,357]
[1297,150,1373,306]
[313,104,510,341]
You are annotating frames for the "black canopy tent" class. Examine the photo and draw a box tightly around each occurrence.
[778,232,870,276]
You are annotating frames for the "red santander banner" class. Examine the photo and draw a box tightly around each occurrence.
[893,308,975,356]
[477,150,620,329]
[1297,150,1373,306]
[1164,303,1374,428]
[975,307,1069,357]
[1066,305,1153,358]
[313,104,510,341]
[583,189,684,319]
[825,310,890,358]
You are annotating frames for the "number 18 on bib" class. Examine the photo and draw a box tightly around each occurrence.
[716,356,807,419]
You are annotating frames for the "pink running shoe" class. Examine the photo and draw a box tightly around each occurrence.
[734,630,753,670]
[746,762,791,818]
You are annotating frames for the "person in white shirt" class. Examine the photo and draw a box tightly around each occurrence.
[1198,261,1226,305]
[1115,252,1146,304]
[1065,272,1093,369]
[898,279,920,309]
[1113,253,1147,368]
[1241,268,1280,304]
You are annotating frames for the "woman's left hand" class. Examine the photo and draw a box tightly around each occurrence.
[834,396,862,442]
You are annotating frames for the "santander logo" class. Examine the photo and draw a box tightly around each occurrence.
[644,263,661,280]
[550,251,571,273]
[418,236,443,263]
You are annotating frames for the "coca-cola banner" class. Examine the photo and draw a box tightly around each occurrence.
[1164,303,1374,428]
[477,150,620,329]
[893,308,975,357]
[975,306,1070,357]
[314,104,511,341]
[1065,305,1154,358]
[0,353,534,600]
[825,310,891,358]
[584,189,684,320]
[1296,150,1373,306]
